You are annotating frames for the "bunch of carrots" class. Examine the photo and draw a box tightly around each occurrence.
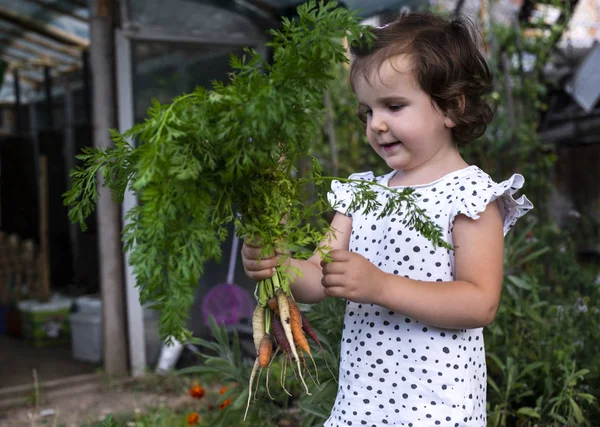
[244,267,333,420]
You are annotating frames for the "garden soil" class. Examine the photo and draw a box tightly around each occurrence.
[0,375,197,427]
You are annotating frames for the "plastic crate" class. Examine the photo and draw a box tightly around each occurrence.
[69,311,102,363]
[18,296,73,346]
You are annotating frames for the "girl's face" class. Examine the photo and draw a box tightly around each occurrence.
[354,55,457,175]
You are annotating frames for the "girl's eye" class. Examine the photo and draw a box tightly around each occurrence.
[388,104,404,112]
[357,106,371,123]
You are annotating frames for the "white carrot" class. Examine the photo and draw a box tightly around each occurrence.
[252,305,265,354]
[245,305,266,422]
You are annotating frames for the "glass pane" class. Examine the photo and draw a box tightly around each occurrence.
[131,41,247,122]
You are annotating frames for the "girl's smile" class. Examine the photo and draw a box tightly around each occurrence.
[380,141,403,153]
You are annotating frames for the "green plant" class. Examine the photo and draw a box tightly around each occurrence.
[485,220,599,426]
[101,415,117,427]
[544,362,596,425]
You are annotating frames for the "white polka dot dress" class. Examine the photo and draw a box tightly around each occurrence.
[324,166,533,427]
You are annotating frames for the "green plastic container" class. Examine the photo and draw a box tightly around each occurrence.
[18,295,73,346]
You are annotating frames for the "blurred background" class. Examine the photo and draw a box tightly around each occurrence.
[0,0,598,425]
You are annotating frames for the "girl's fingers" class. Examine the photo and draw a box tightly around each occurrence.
[241,238,286,280]
[242,244,275,262]
[242,257,276,279]
[321,272,343,288]
[245,268,275,281]
[320,260,345,275]
[244,258,279,272]
[322,285,342,298]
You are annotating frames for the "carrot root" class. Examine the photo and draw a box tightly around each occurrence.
[277,290,310,395]
[280,354,292,397]
[244,358,260,422]
[266,346,280,400]
[301,310,337,384]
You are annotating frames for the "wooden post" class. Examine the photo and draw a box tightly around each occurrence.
[90,0,128,376]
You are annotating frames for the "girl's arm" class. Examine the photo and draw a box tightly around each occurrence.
[376,201,504,328]
[321,202,504,329]
[242,212,353,304]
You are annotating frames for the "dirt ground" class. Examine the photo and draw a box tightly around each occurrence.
[0,375,197,427]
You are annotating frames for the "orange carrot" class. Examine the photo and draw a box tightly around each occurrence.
[259,335,273,368]
[267,297,279,316]
[288,297,322,384]
[287,297,311,356]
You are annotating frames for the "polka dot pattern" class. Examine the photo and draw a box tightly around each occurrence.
[324,166,533,426]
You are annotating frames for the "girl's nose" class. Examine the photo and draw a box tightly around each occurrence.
[369,113,388,134]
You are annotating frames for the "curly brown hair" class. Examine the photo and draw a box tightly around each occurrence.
[350,12,494,145]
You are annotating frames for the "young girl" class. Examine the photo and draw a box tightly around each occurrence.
[242,12,532,426]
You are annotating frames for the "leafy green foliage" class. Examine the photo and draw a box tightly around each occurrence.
[64,1,448,341]
[485,221,599,426]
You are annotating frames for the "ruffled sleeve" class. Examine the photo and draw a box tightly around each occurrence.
[327,172,375,217]
[450,171,533,236]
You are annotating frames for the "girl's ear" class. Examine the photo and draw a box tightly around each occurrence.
[444,115,457,129]
[444,94,465,129]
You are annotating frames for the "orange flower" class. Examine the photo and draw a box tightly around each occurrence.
[219,398,232,410]
[219,386,228,395]
[186,412,200,425]
[189,383,205,399]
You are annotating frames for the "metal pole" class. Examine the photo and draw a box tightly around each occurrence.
[90,0,129,376]
[13,69,22,134]
[115,29,147,377]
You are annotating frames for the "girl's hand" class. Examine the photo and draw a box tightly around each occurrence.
[320,249,386,304]
[241,238,285,281]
